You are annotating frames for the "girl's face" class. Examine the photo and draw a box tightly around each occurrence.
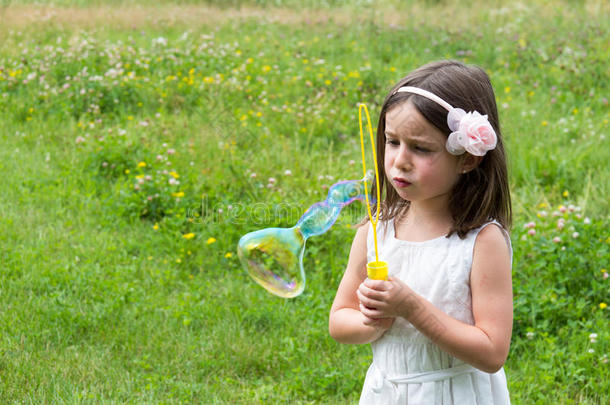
[384,102,462,208]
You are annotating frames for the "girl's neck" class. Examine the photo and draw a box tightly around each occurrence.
[395,201,453,242]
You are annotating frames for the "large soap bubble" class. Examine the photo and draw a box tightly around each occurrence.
[237,172,374,298]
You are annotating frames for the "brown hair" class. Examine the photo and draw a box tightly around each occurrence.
[372,60,512,238]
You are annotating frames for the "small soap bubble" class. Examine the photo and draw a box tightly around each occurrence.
[238,173,373,298]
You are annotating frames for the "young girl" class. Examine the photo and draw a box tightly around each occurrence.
[329,60,513,404]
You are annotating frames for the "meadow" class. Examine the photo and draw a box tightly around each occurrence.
[0,0,608,403]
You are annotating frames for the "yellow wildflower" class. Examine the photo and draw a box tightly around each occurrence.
[225,252,233,258]
[183,233,195,240]
[206,237,216,245]
[153,223,159,230]
[124,169,130,174]
[562,190,569,197]
[600,303,607,310]
[172,191,185,198]
[169,171,180,179]
[541,121,548,126]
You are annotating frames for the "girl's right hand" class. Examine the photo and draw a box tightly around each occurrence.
[359,304,396,331]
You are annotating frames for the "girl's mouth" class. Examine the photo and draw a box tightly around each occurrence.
[393,177,411,188]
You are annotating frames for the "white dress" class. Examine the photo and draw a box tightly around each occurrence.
[360,218,512,405]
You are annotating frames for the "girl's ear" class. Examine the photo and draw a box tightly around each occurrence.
[459,154,483,174]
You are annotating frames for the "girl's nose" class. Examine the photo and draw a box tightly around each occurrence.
[394,147,413,171]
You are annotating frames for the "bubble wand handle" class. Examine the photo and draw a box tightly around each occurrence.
[358,104,382,263]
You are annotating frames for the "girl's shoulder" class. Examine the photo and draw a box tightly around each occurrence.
[471,220,512,260]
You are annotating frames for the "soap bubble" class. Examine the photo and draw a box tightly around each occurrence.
[238,173,373,298]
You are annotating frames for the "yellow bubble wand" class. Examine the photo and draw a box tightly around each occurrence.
[358,104,388,280]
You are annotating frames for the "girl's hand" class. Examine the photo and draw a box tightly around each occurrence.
[357,277,420,321]
[359,309,396,330]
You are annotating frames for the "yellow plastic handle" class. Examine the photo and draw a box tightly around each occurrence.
[358,103,382,263]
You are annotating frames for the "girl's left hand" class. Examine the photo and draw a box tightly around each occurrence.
[357,277,419,321]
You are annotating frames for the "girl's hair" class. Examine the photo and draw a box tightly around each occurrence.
[374,60,512,238]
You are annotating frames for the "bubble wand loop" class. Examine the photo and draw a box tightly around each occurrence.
[358,104,388,280]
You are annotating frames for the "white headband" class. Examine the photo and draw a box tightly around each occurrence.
[394,86,497,156]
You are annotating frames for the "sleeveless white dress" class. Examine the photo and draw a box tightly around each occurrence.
[359,218,512,404]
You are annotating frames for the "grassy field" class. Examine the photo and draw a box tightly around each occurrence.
[0,0,608,403]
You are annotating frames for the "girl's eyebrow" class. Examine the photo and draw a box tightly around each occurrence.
[384,129,438,146]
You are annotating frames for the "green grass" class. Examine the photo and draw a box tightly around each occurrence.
[0,0,608,403]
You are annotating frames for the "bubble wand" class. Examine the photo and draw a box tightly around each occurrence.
[358,104,388,280]
[237,105,386,298]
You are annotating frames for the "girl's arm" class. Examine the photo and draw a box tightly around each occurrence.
[358,224,513,373]
[329,224,394,344]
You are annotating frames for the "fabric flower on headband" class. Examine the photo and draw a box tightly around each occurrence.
[446,108,497,156]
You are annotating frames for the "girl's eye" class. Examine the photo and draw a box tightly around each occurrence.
[415,146,430,153]
[386,139,399,146]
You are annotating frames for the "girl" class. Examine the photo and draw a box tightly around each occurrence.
[329,60,513,404]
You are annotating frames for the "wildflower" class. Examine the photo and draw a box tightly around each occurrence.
[137,161,146,168]
[250,173,257,178]
[182,233,195,240]
[153,223,159,230]
[572,232,579,238]
[541,121,548,126]
[528,229,536,236]
[553,237,561,243]
[206,237,216,245]
[172,191,185,198]
[225,252,233,258]
[125,169,130,174]
[562,190,569,197]
[526,331,534,339]
[268,177,276,184]
[75,136,86,144]
[525,222,536,229]
[167,148,175,155]
[349,160,355,165]
[169,171,179,178]
[559,205,567,213]
[600,302,607,310]
[588,349,595,354]
[589,333,598,343]
[284,170,292,176]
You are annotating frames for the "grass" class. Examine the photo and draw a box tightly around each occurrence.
[0,0,608,403]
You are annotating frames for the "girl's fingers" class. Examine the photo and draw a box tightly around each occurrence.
[359,303,383,318]
[357,289,384,309]
[358,283,386,301]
